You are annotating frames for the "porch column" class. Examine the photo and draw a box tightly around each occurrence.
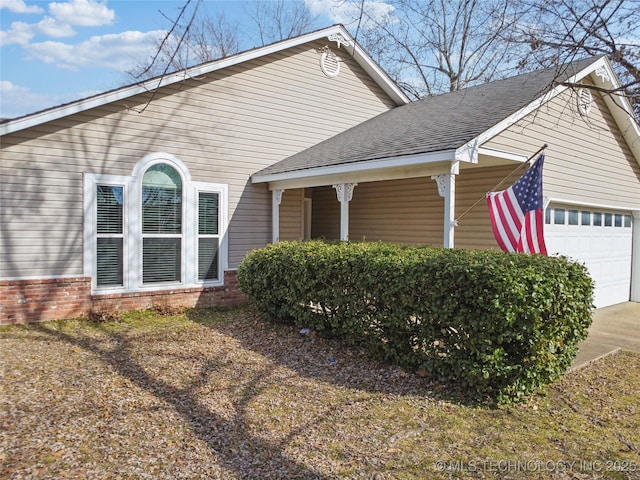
[631,211,640,302]
[333,183,357,241]
[431,173,457,248]
[272,189,284,243]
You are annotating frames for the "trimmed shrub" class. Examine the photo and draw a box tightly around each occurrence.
[237,241,594,403]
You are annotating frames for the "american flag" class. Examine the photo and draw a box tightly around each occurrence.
[486,155,548,255]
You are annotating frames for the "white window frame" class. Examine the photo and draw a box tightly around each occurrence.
[84,174,130,291]
[194,182,228,284]
[138,159,186,287]
[84,153,228,294]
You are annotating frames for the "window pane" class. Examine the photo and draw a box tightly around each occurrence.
[143,238,181,283]
[545,208,551,224]
[142,164,182,234]
[97,238,123,286]
[568,209,579,225]
[581,211,591,226]
[614,214,622,227]
[605,213,613,226]
[554,208,566,225]
[593,212,602,226]
[198,238,219,281]
[97,185,123,234]
[199,192,219,235]
[625,215,632,227]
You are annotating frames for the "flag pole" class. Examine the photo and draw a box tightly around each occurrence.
[454,144,548,224]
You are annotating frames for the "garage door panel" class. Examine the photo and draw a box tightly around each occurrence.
[545,205,633,308]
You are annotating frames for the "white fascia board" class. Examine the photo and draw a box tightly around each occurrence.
[0,86,148,135]
[477,147,528,163]
[593,58,640,167]
[600,92,640,165]
[252,150,457,187]
[267,162,456,190]
[2,25,408,135]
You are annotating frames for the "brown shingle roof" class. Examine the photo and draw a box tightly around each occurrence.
[256,56,602,176]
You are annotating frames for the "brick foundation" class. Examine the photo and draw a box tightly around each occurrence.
[0,270,246,325]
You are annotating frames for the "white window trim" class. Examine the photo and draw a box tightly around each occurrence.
[194,182,229,283]
[84,153,229,294]
[84,173,130,292]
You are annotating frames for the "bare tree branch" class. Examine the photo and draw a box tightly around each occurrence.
[246,0,318,45]
[354,0,525,97]
[510,0,640,120]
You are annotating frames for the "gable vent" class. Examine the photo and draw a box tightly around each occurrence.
[320,49,340,78]
[577,88,592,115]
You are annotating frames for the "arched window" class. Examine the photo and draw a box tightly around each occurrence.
[141,163,183,283]
[84,152,228,293]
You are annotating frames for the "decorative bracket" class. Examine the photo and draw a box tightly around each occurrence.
[431,174,449,197]
[273,189,284,206]
[327,33,351,48]
[333,183,357,202]
[595,66,611,83]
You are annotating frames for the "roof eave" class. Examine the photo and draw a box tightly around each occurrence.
[0,25,408,136]
[459,56,640,167]
[251,150,459,190]
[593,58,640,167]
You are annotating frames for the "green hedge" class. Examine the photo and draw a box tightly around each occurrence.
[237,241,594,403]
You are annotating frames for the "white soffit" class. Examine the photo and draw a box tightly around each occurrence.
[0,25,408,136]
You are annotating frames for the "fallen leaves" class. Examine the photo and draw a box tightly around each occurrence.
[1,309,639,479]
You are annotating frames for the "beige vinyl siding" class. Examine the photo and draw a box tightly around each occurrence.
[349,178,443,244]
[455,165,516,250]
[311,179,444,245]
[482,83,640,209]
[279,189,304,241]
[1,40,397,277]
[309,168,521,250]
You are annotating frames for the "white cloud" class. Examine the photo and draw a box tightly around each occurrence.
[305,0,396,29]
[0,0,43,14]
[48,0,114,27]
[35,16,76,37]
[0,0,115,46]
[0,17,77,46]
[0,21,35,46]
[1,79,29,93]
[25,30,167,71]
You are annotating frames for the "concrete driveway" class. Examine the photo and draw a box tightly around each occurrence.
[571,302,640,370]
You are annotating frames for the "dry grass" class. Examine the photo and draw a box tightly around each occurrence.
[1,307,639,479]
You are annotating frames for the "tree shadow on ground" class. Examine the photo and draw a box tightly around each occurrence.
[25,319,330,480]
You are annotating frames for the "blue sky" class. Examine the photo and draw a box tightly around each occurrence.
[1,0,385,119]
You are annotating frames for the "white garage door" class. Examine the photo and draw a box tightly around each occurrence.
[545,205,633,308]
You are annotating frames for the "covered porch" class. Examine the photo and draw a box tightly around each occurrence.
[252,147,529,250]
